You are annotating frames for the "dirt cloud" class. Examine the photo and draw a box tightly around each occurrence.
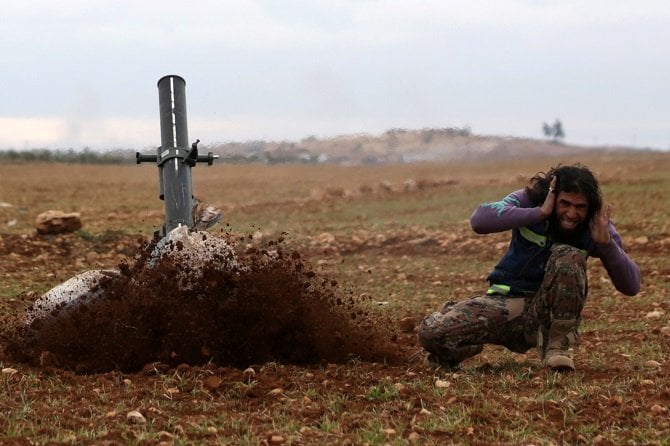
[8,232,402,374]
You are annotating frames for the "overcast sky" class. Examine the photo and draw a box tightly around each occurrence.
[1,0,669,151]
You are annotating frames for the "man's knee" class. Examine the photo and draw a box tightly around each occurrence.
[418,297,503,351]
[545,244,588,295]
[534,245,589,323]
[417,312,448,351]
[548,244,587,273]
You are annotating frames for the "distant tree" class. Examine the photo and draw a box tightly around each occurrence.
[542,119,565,143]
[553,120,565,141]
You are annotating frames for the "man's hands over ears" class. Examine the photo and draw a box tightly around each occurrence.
[540,176,557,219]
[590,203,612,245]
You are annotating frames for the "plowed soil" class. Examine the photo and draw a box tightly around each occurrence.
[0,156,669,445]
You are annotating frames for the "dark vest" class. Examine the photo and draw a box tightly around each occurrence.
[486,220,592,296]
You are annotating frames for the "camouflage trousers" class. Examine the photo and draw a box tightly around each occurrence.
[418,244,588,366]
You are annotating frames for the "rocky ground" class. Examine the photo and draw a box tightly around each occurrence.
[0,156,668,444]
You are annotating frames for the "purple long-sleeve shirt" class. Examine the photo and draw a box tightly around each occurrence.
[471,189,641,296]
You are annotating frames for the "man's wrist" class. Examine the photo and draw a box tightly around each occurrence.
[594,237,612,247]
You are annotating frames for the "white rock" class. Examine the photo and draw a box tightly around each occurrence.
[35,210,82,234]
[408,432,422,443]
[650,404,667,415]
[23,226,241,330]
[23,269,120,326]
[126,410,147,424]
[645,310,664,319]
[148,226,241,284]
[633,236,649,245]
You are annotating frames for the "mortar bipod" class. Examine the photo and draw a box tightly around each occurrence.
[136,75,218,236]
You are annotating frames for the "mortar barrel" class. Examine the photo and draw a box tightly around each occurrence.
[157,75,194,232]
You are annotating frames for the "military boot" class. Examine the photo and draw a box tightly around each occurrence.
[538,319,578,371]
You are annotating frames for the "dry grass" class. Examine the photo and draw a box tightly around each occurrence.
[0,151,669,445]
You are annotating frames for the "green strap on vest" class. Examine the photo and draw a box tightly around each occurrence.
[487,284,511,296]
[520,226,547,247]
[488,227,590,297]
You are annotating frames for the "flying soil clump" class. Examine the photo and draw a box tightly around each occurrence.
[8,228,402,373]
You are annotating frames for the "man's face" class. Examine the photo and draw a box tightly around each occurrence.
[554,191,589,232]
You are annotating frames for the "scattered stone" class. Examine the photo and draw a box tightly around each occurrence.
[393,382,407,394]
[359,184,373,194]
[593,434,608,444]
[645,310,664,319]
[268,387,284,396]
[609,396,623,406]
[650,404,667,415]
[126,410,147,424]
[315,232,336,245]
[35,210,82,234]
[644,360,662,369]
[378,180,393,192]
[408,432,422,443]
[157,431,174,440]
[634,236,649,245]
[435,379,450,388]
[164,387,179,396]
[325,187,346,198]
[202,375,223,391]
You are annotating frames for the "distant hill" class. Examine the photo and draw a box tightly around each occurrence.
[208,127,643,165]
[0,127,650,164]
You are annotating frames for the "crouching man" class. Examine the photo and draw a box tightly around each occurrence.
[418,164,641,371]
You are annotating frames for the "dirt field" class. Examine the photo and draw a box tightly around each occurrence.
[0,152,669,445]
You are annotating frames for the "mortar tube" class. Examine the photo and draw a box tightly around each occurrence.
[157,75,194,233]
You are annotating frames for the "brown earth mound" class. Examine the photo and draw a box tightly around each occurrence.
[6,232,403,373]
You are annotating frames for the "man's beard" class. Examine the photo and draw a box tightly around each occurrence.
[548,214,586,245]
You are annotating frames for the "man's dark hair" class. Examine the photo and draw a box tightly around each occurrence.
[526,164,602,221]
